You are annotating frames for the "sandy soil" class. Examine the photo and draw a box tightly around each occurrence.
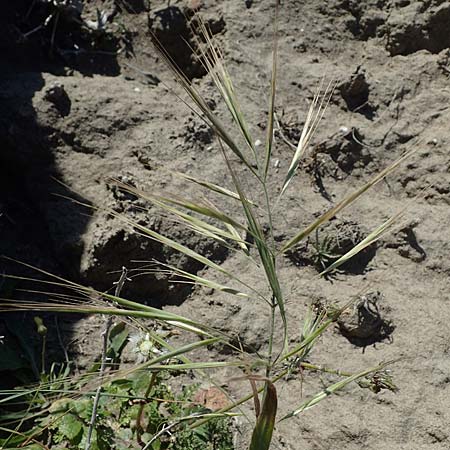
[1,0,450,449]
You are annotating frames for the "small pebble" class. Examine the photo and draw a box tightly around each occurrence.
[254,139,262,147]
[134,87,141,93]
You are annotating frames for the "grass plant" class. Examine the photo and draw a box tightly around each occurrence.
[0,4,416,449]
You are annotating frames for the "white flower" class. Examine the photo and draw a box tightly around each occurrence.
[129,332,163,363]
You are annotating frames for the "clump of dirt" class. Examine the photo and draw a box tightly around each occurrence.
[149,5,226,79]
[382,219,427,263]
[343,2,388,40]
[386,1,450,56]
[80,208,229,306]
[337,291,394,346]
[286,219,376,275]
[338,66,372,114]
[327,1,450,56]
[308,126,373,178]
[43,82,72,116]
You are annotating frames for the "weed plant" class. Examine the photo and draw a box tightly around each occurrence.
[0,316,233,449]
[0,4,416,449]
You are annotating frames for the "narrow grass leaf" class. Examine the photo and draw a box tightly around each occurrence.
[112,212,229,276]
[116,181,247,232]
[280,360,396,420]
[141,361,241,371]
[135,192,247,248]
[1,262,188,323]
[225,223,250,255]
[0,300,211,337]
[263,6,279,181]
[120,338,221,377]
[121,185,259,252]
[281,146,417,253]
[221,144,288,349]
[89,338,226,388]
[154,261,250,298]
[281,297,357,362]
[177,172,257,205]
[47,194,264,300]
[6,269,209,335]
[281,317,334,363]
[298,305,326,359]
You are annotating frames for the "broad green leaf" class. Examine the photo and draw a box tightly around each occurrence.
[57,413,83,443]
[107,322,129,361]
[0,426,47,449]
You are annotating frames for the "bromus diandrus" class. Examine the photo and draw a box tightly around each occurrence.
[1,3,419,449]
